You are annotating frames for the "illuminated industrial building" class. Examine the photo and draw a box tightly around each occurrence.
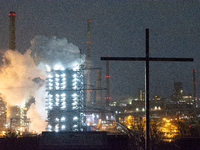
[0,96,6,130]
[46,66,85,132]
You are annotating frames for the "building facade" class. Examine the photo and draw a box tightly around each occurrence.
[46,68,85,132]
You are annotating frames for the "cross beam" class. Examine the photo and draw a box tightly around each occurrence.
[101,29,193,150]
[101,57,193,61]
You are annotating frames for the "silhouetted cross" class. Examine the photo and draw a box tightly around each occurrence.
[101,29,193,150]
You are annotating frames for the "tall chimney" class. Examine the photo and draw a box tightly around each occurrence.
[86,19,91,105]
[193,69,197,106]
[96,69,102,104]
[105,60,110,105]
[9,11,16,50]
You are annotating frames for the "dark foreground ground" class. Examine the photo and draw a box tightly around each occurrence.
[0,132,199,150]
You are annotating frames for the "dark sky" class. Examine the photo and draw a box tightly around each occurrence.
[0,0,199,101]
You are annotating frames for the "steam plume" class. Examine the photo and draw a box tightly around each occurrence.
[30,36,85,69]
[0,35,85,133]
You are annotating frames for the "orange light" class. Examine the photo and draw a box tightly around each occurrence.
[89,89,92,91]
[88,20,91,22]
[105,76,110,78]
[105,97,111,99]
[87,42,91,43]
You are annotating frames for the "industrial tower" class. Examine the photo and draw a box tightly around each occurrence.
[46,67,86,132]
[9,11,16,50]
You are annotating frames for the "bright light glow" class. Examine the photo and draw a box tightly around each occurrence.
[61,73,66,77]
[61,82,66,85]
[136,108,139,111]
[72,102,77,105]
[72,106,76,109]
[73,117,78,121]
[61,93,66,97]
[55,74,60,77]
[46,65,51,72]
[73,74,77,78]
[72,93,77,97]
[61,86,66,89]
[61,117,65,122]
[73,86,77,90]
[73,125,78,128]
[72,63,79,71]
[48,74,53,78]
[54,64,64,70]
[61,125,65,130]
[61,106,66,109]
[61,98,66,101]
[48,125,52,129]
[72,97,77,101]
[55,118,59,122]
[56,94,59,97]
[142,108,145,111]
[62,102,66,106]
[73,78,77,82]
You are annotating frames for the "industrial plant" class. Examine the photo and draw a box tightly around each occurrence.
[46,68,85,132]
[0,11,199,150]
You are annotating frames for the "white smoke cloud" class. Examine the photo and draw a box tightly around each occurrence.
[0,49,47,133]
[0,50,45,105]
[27,84,47,134]
[0,36,85,134]
[30,36,85,69]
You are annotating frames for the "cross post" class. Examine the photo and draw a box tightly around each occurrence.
[101,29,193,150]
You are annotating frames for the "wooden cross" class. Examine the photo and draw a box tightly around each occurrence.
[101,29,193,150]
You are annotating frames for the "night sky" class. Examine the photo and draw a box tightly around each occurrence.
[0,0,199,101]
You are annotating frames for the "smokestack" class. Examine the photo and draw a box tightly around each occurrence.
[193,69,197,106]
[86,19,91,105]
[9,11,16,50]
[96,69,102,104]
[105,60,110,105]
